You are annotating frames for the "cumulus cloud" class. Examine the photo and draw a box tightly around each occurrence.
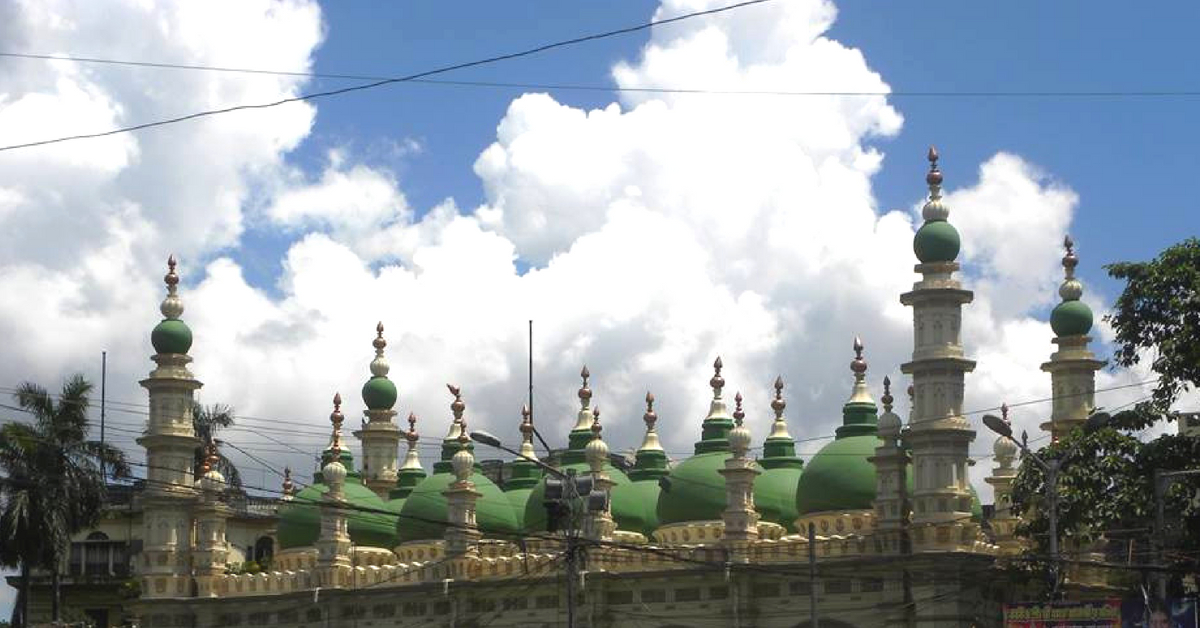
[0,0,1160,513]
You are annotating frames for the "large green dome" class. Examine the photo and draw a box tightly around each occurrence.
[361,376,398,410]
[396,470,520,543]
[522,461,632,533]
[755,466,803,532]
[656,451,729,526]
[611,480,662,536]
[796,434,882,515]
[1050,299,1093,336]
[914,220,961,263]
[151,319,192,355]
[277,469,398,550]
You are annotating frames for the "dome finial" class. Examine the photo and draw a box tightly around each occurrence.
[400,412,423,471]
[159,255,185,320]
[329,392,344,456]
[407,411,418,438]
[768,376,792,440]
[881,376,894,413]
[733,392,745,426]
[921,146,950,222]
[518,403,537,461]
[643,392,657,430]
[591,406,602,437]
[710,356,725,399]
[368,321,391,378]
[282,466,294,498]
[448,384,464,423]
[585,405,608,473]
[578,365,592,407]
[850,336,868,379]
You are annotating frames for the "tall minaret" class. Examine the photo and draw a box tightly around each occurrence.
[192,444,230,598]
[355,322,401,497]
[317,394,353,580]
[870,377,909,553]
[137,256,201,599]
[720,394,760,563]
[583,408,616,541]
[1041,236,1104,441]
[900,148,979,551]
[444,411,481,558]
[985,404,1021,554]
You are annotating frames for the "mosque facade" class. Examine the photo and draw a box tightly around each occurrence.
[20,149,1115,627]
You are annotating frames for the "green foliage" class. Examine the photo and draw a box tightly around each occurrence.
[1105,237,1200,408]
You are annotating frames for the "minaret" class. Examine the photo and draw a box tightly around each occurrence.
[390,413,427,501]
[317,394,353,579]
[583,408,616,541]
[1040,236,1104,441]
[505,405,543,491]
[137,256,202,599]
[697,357,735,454]
[719,393,760,558]
[562,366,596,464]
[444,405,482,558]
[628,393,668,482]
[985,404,1021,554]
[355,322,402,498]
[193,444,230,597]
[870,377,909,553]
[900,148,979,551]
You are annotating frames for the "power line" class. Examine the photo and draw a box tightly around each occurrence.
[0,0,776,153]
[6,51,1198,99]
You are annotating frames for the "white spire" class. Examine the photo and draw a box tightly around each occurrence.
[572,365,594,431]
[847,336,873,404]
[705,356,731,421]
[767,376,792,440]
[400,412,422,471]
[160,255,184,320]
[370,321,390,377]
[518,404,538,461]
[638,392,664,453]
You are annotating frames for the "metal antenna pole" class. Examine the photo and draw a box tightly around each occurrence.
[808,521,819,628]
[100,351,107,480]
[528,319,553,456]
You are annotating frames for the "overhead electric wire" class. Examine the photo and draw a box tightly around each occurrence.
[0,0,776,153]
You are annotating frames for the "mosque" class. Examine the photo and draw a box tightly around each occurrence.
[21,148,1113,627]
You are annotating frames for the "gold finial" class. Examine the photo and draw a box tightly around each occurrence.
[373,321,387,350]
[771,376,786,418]
[882,376,894,413]
[329,393,344,455]
[520,404,534,438]
[926,146,942,186]
[282,466,294,495]
[457,418,470,444]
[1001,402,1010,423]
[448,384,464,421]
[406,412,419,443]
[1062,235,1078,277]
[710,356,725,394]
[591,406,602,438]
[733,392,745,425]
[851,337,867,376]
[165,255,179,287]
[578,366,592,404]
[643,392,657,430]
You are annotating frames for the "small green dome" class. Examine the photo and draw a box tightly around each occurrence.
[656,451,729,526]
[504,486,535,530]
[914,220,961,263]
[151,319,192,355]
[755,466,803,532]
[396,471,520,543]
[796,435,882,515]
[1050,299,1093,336]
[611,479,662,536]
[361,376,398,411]
[277,472,397,550]
[522,462,632,533]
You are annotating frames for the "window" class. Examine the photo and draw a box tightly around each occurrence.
[401,602,426,616]
[253,536,274,564]
[824,580,852,595]
[709,586,729,600]
[789,580,812,596]
[502,597,528,610]
[372,604,395,618]
[605,591,633,605]
[751,582,780,598]
[861,578,884,593]
[640,589,666,603]
[535,595,558,609]
[674,588,700,602]
[468,599,496,613]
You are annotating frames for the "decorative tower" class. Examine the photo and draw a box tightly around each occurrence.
[390,413,427,503]
[755,378,804,531]
[629,393,668,483]
[137,256,201,599]
[900,147,979,551]
[192,444,230,597]
[583,408,617,541]
[561,366,597,464]
[444,409,482,558]
[720,393,760,557]
[355,322,402,498]
[316,394,353,581]
[985,404,1022,554]
[1041,236,1104,441]
[281,467,295,501]
[870,376,911,554]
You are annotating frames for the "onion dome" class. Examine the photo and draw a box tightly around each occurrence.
[361,322,399,411]
[657,358,739,527]
[613,393,668,535]
[397,385,520,542]
[913,148,962,264]
[277,393,397,550]
[387,413,427,513]
[754,378,804,532]
[523,368,632,532]
[503,405,542,530]
[796,338,882,516]
[151,255,194,355]
[1049,236,1094,337]
[992,403,1019,463]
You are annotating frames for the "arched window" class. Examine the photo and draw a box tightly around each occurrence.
[253,536,274,564]
[86,531,109,541]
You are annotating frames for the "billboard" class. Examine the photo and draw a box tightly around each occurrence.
[1004,600,1122,627]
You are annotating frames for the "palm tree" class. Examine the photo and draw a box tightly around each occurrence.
[0,375,127,626]
[192,403,242,490]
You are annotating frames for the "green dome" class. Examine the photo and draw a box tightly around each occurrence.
[914,220,961,263]
[396,470,520,543]
[1050,299,1093,336]
[151,319,192,355]
[277,470,398,550]
[522,462,632,533]
[796,434,882,515]
[611,479,662,536]
[504,487,535,531]
[656,451,729,526]
[755,466,803,532]
[361,376,398,410]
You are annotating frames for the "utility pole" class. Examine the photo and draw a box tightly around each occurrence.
[1046,459,1061,600]
[898,437,915,628]
[564,467,579,628]
[808,521,819,628]
[100,350,107,479]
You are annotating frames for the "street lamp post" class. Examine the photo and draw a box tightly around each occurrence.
[981,411,1109,598]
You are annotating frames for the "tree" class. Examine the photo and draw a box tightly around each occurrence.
[1010,239,1200,598]
[0,375,128,626]
[192,402,242,490]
